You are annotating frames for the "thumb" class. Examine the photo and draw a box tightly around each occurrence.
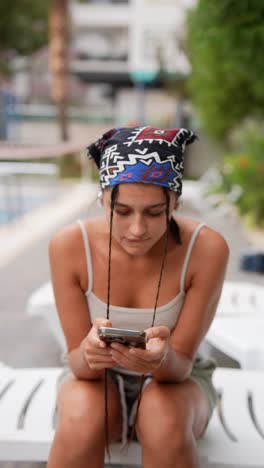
[94,318,112,329]
[145,326,170,340]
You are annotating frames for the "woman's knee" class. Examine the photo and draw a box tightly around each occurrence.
[56,378,106,449]
[136,382,193,451]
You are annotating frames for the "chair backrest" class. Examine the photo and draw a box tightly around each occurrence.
[217,281,264,317]
[26,282,67,352]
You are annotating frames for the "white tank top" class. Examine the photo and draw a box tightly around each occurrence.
[77,219,206,331]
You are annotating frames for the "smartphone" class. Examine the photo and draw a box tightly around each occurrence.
[98,327,146,349]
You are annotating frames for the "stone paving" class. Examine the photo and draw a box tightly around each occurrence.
[0,181,263,468]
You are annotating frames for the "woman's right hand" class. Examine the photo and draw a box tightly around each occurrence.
[81,318,115,370]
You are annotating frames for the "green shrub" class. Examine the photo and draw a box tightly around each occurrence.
[214,126,264,227]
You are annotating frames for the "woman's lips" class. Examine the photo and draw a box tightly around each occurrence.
[124,237,149,243]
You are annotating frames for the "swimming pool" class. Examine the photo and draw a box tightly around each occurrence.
[0,180,63,225]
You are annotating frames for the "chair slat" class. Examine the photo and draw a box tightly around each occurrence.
[247,382,264,437]
[214,368,264,442]
[0,368,61,434]
[217,281,264,317]
[24,368,61,433]
[221,380,262,441]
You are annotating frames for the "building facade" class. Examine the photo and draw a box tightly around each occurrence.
[71,0,195,85]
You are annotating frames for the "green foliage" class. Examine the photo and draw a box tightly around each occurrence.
[0,1,49,54]
[0,0,88,76]
[187,0,264,140]
[214,125,264,227]
[0,1,49,74]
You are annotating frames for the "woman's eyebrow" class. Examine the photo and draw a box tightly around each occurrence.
[115,202,166,208]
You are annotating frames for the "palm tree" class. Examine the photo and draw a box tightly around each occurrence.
[49,0,70,141]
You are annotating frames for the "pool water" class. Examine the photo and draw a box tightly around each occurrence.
[0,181,62,225]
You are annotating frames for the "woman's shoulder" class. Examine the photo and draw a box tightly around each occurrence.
[177,216,229,257]
[49,216,107,257]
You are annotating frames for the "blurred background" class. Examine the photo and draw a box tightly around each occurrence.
[1,0,264,222]
[1,1,264,466]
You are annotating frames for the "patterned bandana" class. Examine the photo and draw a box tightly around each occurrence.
[87,126,197,195]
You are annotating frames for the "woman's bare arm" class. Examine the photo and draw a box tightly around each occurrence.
[49,225,105,380]
[152,228,229,382]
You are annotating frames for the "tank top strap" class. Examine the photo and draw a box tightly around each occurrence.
[179,223,206,293]
[77,219,93,295]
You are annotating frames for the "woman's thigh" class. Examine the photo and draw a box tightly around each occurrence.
[56,373,123,443]
[136,378,209,443]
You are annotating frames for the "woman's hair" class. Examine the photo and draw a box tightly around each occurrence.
[106,184,119,321]
[163,187,182,245]
[104,184,181,454]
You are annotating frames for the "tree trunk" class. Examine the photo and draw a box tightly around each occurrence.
[49,0,70,141]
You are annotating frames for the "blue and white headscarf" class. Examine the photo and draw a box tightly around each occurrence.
[87,126,197,195]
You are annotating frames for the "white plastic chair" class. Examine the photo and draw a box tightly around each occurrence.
[27,282,66,352]
[206,281,264,369]
[216,281,264,317]
[0,363,264,466]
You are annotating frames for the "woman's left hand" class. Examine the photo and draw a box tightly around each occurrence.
[109,326,170,374]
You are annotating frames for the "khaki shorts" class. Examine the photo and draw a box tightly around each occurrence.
[189,354,218,435]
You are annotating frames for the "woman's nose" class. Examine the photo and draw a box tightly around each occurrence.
[129,215,147,237]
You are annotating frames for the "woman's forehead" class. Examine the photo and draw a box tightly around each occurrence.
[104,183,177,206]
[108,183,165,200]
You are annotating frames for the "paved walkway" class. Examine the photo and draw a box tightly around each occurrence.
[0,181,263,468]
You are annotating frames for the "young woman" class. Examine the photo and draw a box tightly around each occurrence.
[47,126,229,468]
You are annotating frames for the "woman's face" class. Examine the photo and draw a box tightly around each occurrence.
[102,183,178,256]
